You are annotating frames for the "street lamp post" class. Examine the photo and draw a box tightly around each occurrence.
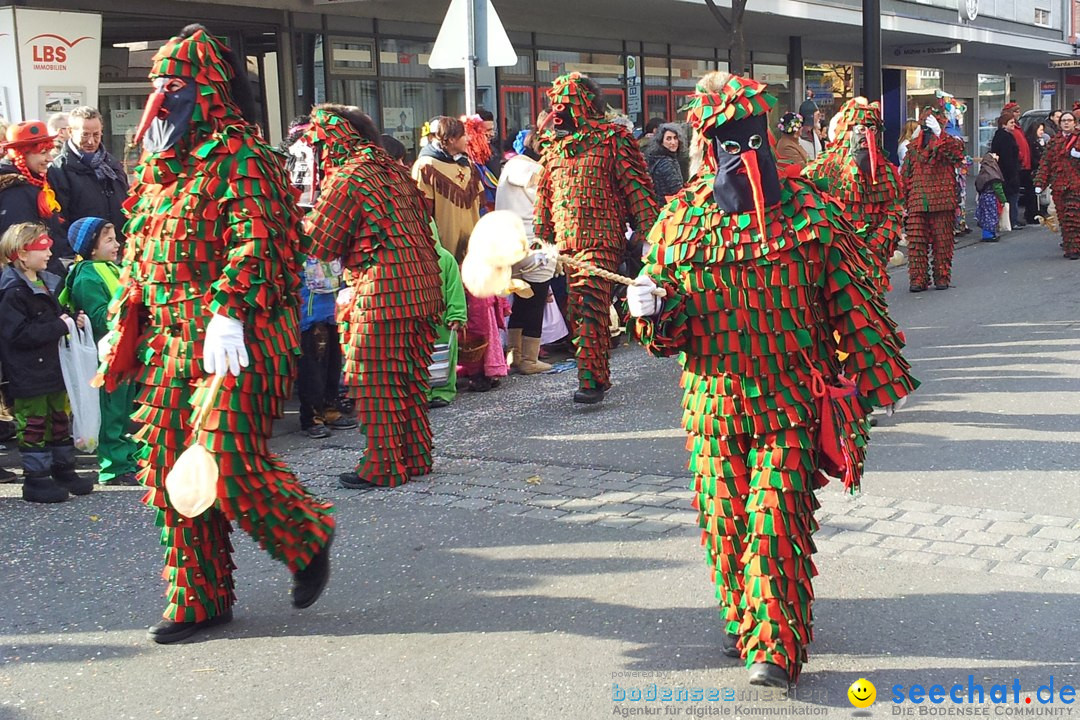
[863,0,882,102]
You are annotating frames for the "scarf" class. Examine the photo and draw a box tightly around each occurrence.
[70,140,121,183]
[420,141,470,167]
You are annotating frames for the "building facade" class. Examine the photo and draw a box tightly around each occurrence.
[9,0,1078,165]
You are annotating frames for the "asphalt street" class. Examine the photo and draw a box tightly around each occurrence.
[1,223,1078,720]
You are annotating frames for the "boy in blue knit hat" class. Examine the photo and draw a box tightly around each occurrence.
[61,216,139,485]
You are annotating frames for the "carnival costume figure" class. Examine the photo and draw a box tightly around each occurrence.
[534,72,660,404]
[803,97,903,292]
[302,105,443,487]
[98,25,334,644]
[1033,117,1080,259]
[900,98,966,291]
[626,72,917,687]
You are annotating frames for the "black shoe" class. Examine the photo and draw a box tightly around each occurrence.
[22,471,69,503]
[748,662,790,688]
[52,465,94,496]
[1015,220,1027,228]
[322,411,357,430]
[722,632,741,658]
[338,471,382,489]
[0,467,18,483]
[934,283,950,290]
[292,531,334,609]
[909,285,926,293]
[304,423,331,439]
[573,387,606,404]
[428,397,450,409]
[148,609,233,644]
[468,376,493,392]
[1066,252,1080,260]
[103,472,140,486]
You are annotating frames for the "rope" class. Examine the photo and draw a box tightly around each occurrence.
[559,254,666,296]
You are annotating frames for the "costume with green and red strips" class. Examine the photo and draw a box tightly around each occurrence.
[635,74,917,682]
[302,107,443,486]
[803,98,902,291]
[534,72,660,396]
[99,28,334,624]
[899,101,965,290]
[1033,130,1080,257]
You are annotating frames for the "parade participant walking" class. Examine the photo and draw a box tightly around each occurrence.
[60,217,139,485]
[0,222,95,503]
[534,72,659,404]
[98,24,335,643]
[1034,111,1080,259]
[804,97,903,287]
[303,105,443,488]
[627,72,917,688]
[900,100,966,291]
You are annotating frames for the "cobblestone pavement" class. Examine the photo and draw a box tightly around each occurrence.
[286,446,1080,584]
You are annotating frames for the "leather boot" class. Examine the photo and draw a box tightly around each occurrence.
[505,328,522,371]
[148,609,234,644]
[50,442,94,496]
[293,529,334,608]
[517,336,552,374]
[748,662,790,688]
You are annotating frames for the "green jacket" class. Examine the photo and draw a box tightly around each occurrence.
[436,241,467,326]
[60,260,121,343]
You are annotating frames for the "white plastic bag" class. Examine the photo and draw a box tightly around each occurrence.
[999,203,1012,233]
[59,317,101,453]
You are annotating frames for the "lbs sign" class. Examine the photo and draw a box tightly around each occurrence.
[26,33,94,69]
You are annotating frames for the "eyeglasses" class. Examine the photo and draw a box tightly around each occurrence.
[719,135,763,154]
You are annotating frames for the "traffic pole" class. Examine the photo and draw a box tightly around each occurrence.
[863,0,881,102]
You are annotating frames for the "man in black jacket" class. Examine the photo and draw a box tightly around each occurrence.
[47,106,128,248]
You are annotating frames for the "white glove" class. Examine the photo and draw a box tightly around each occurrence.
[1071,149,1080,160]
[203,314,249,377]
[97,330,116,365]
[1035,187,1043,195]
[626,276,662,317]
[924,115,941,137]
[884,395,909,417]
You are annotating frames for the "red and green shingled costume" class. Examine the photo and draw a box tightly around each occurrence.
[802,98,902,292]
[98,28,334,624]
[635,75,917,682]
[534,73,660,394]
[302,108,443,486]
[899,102,965,290]
[1032,130,1080,257]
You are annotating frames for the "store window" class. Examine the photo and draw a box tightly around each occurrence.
[536,50,624,88]
[977,74,1007,157]
[752,63,790,127]
[671,57,715,88]
[804,64,856,119]
[906,69,942,122]
[331,79,378,116]
[644,56,670,87]
[381,80,466,161]
[330,37,375,75]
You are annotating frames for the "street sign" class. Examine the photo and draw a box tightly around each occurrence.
[1048,58,1080,68]
[429,0,516,69]
[626,55,642,118]
[891,42,961,58]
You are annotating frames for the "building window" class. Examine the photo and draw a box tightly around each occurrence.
[1034,8,1051,25]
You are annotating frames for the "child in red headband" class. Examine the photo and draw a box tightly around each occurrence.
[0,222,91,502]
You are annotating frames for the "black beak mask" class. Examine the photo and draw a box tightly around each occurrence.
[710,114,782,230]
[136,76,197,154]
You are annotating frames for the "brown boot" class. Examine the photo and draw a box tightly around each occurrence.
[517,336,552,374]
[505,328,522,372]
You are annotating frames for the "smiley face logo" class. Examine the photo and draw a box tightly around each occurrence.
[848,678,876,708]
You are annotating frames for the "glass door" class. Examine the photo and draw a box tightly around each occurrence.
[500,85,536,139]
